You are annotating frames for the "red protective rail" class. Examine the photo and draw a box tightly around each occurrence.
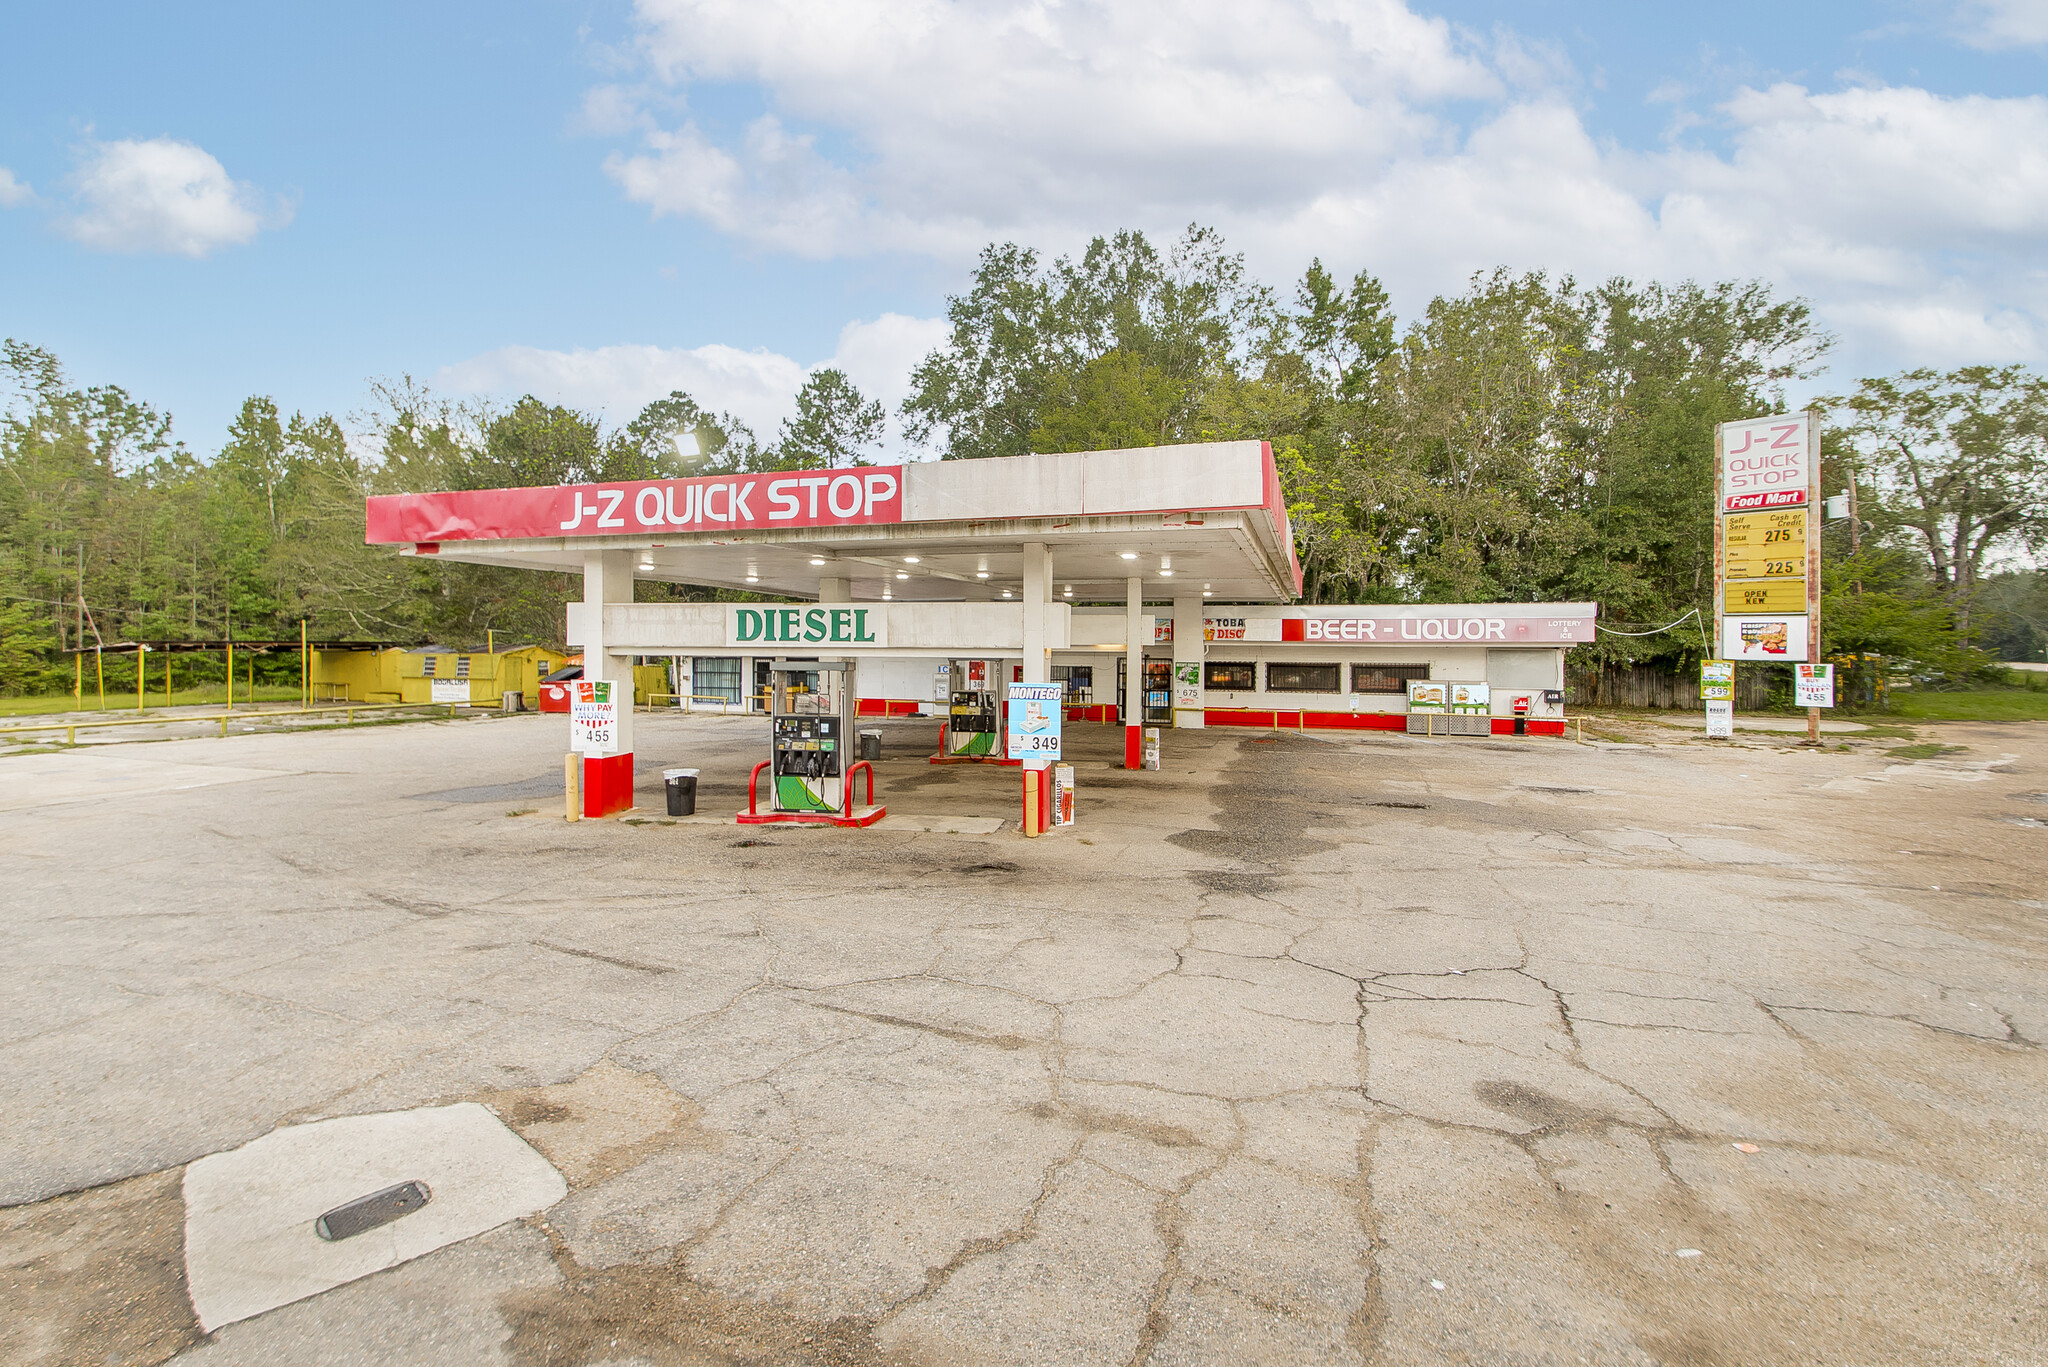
[844,760,875,816]
[746,760,770,815]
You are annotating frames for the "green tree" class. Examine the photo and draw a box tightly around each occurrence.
[1826,366,2047,635]
[772,369,884,469]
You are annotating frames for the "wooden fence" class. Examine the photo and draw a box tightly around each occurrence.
[1567,663,1773,711]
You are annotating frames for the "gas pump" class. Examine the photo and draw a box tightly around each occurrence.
[942,659,1002,758]
[1511,695,1531,736]
[766,661,856,813]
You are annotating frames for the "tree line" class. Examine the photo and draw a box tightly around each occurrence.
[3,225,2043,695]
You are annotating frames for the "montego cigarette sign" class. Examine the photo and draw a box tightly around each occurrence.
[726,606,888,648]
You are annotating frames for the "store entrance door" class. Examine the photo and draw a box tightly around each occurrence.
[1117,658,1174,726]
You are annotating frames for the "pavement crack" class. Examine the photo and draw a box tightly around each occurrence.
[531,939,672,975]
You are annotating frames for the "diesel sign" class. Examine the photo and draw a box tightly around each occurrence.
[728,606,886,648]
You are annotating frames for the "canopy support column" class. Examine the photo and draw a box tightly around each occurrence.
[1124,577,1144,768]
[1022,542,1050,683]
[580,550,637,816]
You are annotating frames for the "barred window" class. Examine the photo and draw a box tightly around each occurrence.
[1352,663,1429,694]
[1265,662,1340,693]
[455,656,471,678]
[1205,661,1255,690]
[421,656,437,677]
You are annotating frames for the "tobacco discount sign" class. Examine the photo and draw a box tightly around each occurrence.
[1715,414,1819,663]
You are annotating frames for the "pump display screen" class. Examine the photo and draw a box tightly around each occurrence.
[774,716,841,774]
[949,691,998,733]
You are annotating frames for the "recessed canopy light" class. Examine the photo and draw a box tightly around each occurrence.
[1063,585,1073,596]
[745,575,759,584]
[975,571,989,578]
[809,556,827,566]
[1001,589,1013,598]
[896,572,908,579]
[1160,570,1174,577]
[1119,551,1138,560]
[903,555,920,564]
[1203,590,1213,597]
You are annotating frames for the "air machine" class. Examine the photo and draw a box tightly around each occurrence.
[739,660,886,826]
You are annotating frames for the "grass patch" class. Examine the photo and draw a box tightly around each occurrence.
[0,685,306,718]
[1886,743,1968,760]
[1893,689,2048,722]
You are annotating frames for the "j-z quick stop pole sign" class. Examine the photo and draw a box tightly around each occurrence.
[1005,682,1063,769]
[1715,413,1819,663]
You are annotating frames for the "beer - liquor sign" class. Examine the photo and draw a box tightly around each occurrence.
[1716,413,1819,663]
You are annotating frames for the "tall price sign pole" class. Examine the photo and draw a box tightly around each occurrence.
[1714,411,1822,744]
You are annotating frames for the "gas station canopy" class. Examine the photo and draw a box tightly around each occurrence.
[366,441,1300,603]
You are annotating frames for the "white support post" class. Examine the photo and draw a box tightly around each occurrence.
[1022,542,1050,683]
[1124,577,1144,768]
[1171,596,1205,728]
[579,550,637,813]
[818,576,851,604]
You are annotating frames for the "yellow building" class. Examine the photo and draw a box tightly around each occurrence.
[309,645,566,707]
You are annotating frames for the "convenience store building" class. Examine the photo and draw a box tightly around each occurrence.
[366,441,1593,810]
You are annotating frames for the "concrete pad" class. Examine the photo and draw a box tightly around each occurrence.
[876,813,1008,834]
[169,1221,560,1365]
[181,1102,566,1332]
[0,749,294,812]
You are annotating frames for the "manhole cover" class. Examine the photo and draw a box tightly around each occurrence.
[315,1181,431,1241]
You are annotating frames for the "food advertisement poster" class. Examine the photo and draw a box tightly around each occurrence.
[1722,616,1810,662]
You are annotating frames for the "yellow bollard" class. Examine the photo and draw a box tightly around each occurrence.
[219,715,228,737]
[74,654,81,706]
[136,646,146,713]
[66,725,75,745]
[95,649,105,710]
[565,752,580,822]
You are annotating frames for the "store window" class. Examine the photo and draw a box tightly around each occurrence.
[1352,663,1429,694]
[1052,664,1093,700]
[1204,661,1255,690]
[692,656,743,706]
[1265,662,1340,693]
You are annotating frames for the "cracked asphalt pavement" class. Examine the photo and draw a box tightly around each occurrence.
[2,710,2045,1365]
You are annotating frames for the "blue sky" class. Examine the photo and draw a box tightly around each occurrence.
[3,1,2044,455]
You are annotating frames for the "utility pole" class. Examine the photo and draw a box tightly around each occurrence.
[1848,467,1862,597]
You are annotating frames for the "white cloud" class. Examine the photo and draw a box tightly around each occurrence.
[60,137,286,257]
[435,313,950,456]
[0,167,31,208]
[1947,0,2048,49]
[594,0,2048,377]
